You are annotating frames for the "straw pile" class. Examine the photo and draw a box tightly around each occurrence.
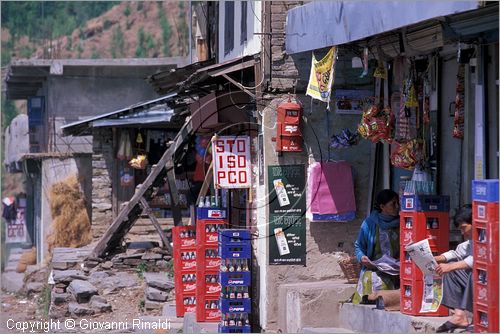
[47,175,91,258]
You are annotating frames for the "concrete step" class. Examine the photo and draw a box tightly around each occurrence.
[339,303,452,333]
[1,271,25,293]
[183,312,218,333]
[278,279,357,333]
[302,327,355,333]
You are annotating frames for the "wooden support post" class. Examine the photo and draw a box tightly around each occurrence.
[165,162,183,227]
[139,197,172,253]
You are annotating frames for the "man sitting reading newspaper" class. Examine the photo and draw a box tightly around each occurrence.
[434,205,473,333]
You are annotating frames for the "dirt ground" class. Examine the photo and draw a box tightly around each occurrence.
[0,272,165,333]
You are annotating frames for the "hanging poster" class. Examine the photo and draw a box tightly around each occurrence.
[213,136,251,189]
[268,165,306,265]
[6,206,27,244]
[306,47,337,107]
[334,89,374,115]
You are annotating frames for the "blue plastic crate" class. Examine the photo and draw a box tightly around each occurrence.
[401,195,450,212]
[218,325,251,333]
[220,298,251,313]
[219,229,252,246]
[472,179,499,203]
[219,243,251,259]
[196,208,227,220]
[220,272,251,286]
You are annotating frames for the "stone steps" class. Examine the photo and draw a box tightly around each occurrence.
[339,303,452,333]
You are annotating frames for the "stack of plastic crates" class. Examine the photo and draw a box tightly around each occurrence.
[472,179,499,333]
[218,229,252,333]
[195,207,227,322]
[399,194,450,316]
[172,226,197,317]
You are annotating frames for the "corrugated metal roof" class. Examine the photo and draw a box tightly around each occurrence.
[61,92,178,136]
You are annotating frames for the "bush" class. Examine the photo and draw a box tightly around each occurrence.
[123,4,131,17]
[103,19,112,30]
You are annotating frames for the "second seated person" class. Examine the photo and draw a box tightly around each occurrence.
[353,189,401,304]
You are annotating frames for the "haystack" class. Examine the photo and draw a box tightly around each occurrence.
[47,174,91,260]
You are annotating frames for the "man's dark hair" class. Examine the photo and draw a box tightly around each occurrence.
[454,204,472,228]
[374,189,399,212]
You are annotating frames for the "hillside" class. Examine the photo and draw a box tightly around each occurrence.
[3,1,190,61]
[1,1,190,198]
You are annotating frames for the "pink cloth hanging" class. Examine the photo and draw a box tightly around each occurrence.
[309,161,356,215]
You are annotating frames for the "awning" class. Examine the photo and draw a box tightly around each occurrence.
[285,1,480,54]
[147,58,215,95]
[147,55,258,95]
[61,92,179,136]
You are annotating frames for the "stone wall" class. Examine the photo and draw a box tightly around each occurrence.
[91,128,114,240]
[269,1,302,92]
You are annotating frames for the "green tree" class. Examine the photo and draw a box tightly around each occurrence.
[135,27,147,58]
[110,25,125,58]
[1,96,18,131]
[123,3,131,17]
[159,12,171,57]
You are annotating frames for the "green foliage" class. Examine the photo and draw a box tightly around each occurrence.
[137,2,143,11]
[19,45,34,59]
[135,27,147,58]
[1,45,12,67]
[91,46,99,59]
[66,37,72,51]
[177,13,189,56]
[1,2,118,40]
[37,284,51,318]
[159,12,171,57]
[1,96,18,131]
[136,262,147,279]
[76,43,84,58]
[123,4,131,17]
[138,299,145,312]
[103,19,113,31]
[110,26,125,58]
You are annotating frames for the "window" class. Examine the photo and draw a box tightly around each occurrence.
[224,1,234,55]
[241,1,247,44]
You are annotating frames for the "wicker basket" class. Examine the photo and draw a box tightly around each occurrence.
[339,256,361,284]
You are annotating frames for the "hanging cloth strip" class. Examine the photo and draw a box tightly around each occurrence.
[453,63,465,139]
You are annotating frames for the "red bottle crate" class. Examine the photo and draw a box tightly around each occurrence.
[172,225,197,249]
[173,226,197,318]
[474,304,499,333]
[196,219,227,245]
[400,278,449,316]
[473,222,499,265]
[197,271,222,296]
[400,212,449,249]
[175,292,196,317]
[473,261,499,308]
[174,249,198,271]
[196,293,221,322]
[197,245,222,271]
[473,201,499,223]
[175,271,198,294]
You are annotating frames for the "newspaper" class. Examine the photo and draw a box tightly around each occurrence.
[404,239,443,312]
[367,254,400,276]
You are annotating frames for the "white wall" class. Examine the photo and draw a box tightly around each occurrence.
[218,0,262,63]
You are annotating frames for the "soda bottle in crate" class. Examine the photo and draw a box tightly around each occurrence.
[172,226,197,317]
[219,229,252,333]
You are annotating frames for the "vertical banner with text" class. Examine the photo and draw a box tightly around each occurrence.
[213,136,251,189]
[268,165,306,265]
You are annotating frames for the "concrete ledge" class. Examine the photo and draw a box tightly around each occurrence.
[302,327,354,333]
[339,303,451,333]
[183,312,219,333]
[277,280,356,333]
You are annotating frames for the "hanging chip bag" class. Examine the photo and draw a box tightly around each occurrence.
[357,105,394,143]
[390,139,420,170]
